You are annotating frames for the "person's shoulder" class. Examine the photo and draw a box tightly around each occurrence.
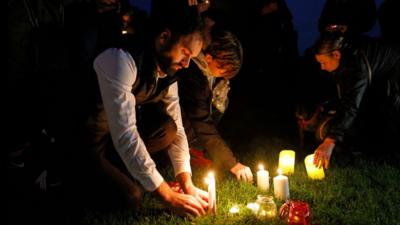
[94,48,135,67]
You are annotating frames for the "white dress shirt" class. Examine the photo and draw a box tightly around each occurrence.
[93,48,191,192]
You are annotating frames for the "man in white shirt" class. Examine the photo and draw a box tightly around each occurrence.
[87,5,208,217]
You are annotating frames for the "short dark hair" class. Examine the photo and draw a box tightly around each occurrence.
[150,0,204,43]
[205,29,243,79]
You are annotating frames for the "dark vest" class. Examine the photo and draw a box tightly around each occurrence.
[129,48,182,106]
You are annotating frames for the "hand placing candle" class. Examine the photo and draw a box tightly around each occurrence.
[205,172,217,214]
[304,154,325,180]
[257,164,269,191]
[278,150,295,175]
[273,169,290,201]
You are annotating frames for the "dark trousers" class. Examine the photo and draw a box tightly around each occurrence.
[84,103,177,210]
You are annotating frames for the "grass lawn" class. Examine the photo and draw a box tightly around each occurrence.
[81,147,400,225]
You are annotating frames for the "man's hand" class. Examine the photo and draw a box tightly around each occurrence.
[314,138,335,169]
[176,172,208,209]
[155,181,206,217]
[230,162,253,182]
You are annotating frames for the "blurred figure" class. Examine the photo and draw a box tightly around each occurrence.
[318,0,377,43]
[178,28,253,182]
[378,0,400,46]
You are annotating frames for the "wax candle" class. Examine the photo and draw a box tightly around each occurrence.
[205,172,217,214]
[273,169,290,201]
[278,150,295,175]
[304,154,325,180]
[257,164,269,191]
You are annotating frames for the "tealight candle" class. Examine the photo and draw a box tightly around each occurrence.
[257,164,269,191]
[246,202,260,214]
[278,150,295,175]
[304,154,325,180]
[205,172,217,214]
[273,169,290,201]
[229,205,240,214]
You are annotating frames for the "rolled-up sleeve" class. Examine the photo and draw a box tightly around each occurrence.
[93,48,163,191]
[162,82,192,177]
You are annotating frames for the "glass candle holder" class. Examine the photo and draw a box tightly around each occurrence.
[256,195,277,219]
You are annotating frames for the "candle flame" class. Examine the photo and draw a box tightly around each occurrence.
[258,164,264,170]
[277,168,283,175]
[205,171,214,184]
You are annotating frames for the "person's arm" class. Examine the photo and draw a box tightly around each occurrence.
[94,48,163,191]
[162,81,208,208]
[161,82,192,178]
[178,69,238,170]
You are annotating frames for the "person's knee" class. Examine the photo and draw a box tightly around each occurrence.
[125,186,143,211]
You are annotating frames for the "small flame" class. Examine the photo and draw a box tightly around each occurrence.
[229,205,240,214]
[205,171,214,185]
[258,164,264,170]
[277,168,283,175]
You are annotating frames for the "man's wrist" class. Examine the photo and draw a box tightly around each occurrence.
[176,172,193,192]
[155,181,173,202]
[324,137,336,144]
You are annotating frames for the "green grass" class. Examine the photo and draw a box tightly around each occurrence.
[81,153,400,225]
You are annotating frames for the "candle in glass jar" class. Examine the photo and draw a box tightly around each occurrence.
[304,154,325,180]
[273,169,290,201]
[257,164,269,191]
[278,150,295,175]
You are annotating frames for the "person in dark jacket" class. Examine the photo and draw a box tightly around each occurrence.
[318,0,377,41]
[178,28,253,182]
[305,32,400,169]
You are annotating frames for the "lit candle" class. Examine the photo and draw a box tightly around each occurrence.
[229,205,240,214]
[273,169,290,201]
[205,172,217,214]
[278,150,296,175]
[246,202,260,214]
[257,164,269,191]
[304,154,325,180]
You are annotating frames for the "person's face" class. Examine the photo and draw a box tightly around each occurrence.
[205,53,226,77]
[156,30,203,75]
[315,50,341,72]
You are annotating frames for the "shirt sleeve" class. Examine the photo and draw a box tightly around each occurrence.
[162,82,192,177]
[93,48,163,191]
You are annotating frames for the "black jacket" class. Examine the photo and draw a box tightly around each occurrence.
[178,62,237,170]
[326,39,400,142]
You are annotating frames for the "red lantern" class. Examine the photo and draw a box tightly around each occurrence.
[279,200,310,225]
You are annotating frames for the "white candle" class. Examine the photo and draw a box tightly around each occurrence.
[304,154,325,180]
[273,169,290,201]
[257,164,269,191]
[205,172,217,214]
[278,150,295,175]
